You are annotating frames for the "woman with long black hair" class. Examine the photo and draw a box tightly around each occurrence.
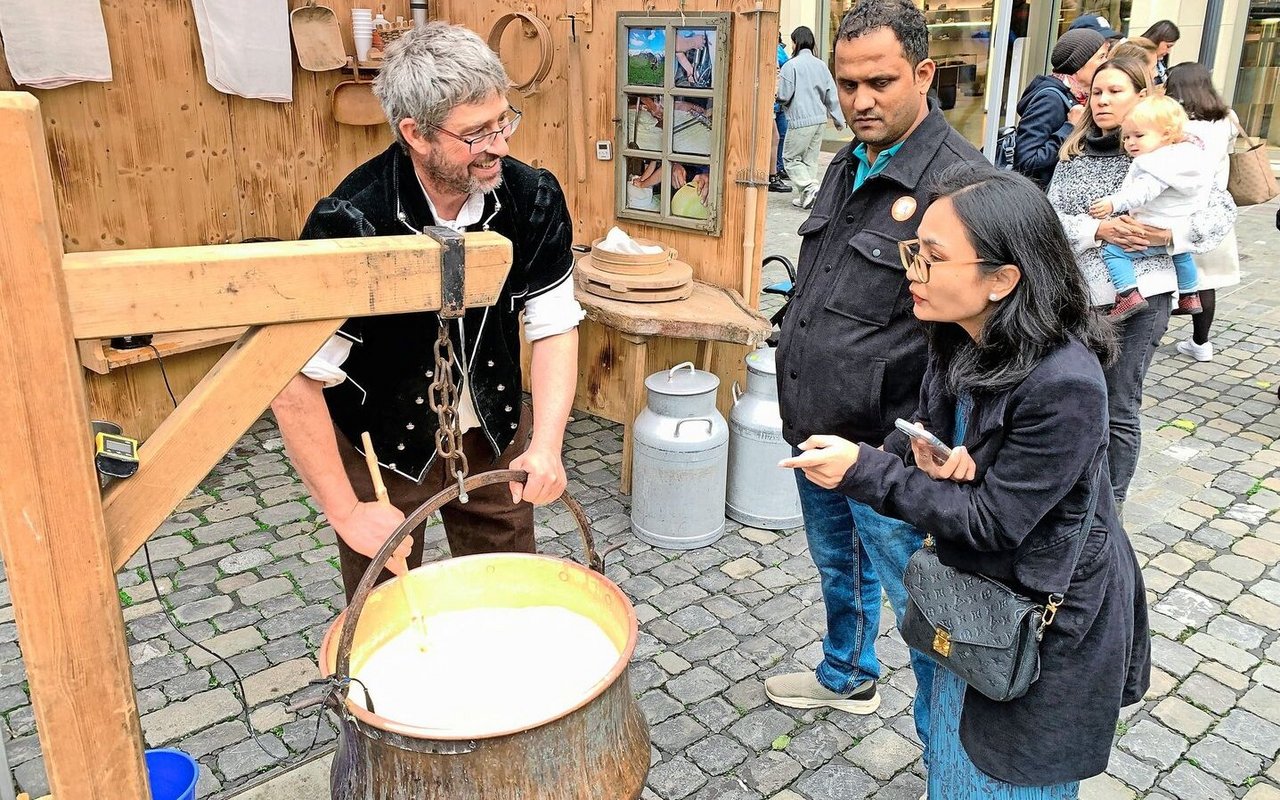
[783,162,1150,796]
[1140,20,1180,86]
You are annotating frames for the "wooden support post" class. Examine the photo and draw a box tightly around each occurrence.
[0,93,149,799]
[619,333,650,495]
[103,320,342,570]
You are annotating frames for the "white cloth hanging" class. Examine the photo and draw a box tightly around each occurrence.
[190,0,292,102]
[0,0,111,89]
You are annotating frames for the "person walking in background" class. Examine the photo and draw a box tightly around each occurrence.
[776,25,845,209]
[1012,28,1107,188]
[771,37,792,193]
[1141,20,1180,86]
[771,0,985,755]
[1047,58,1234,515]
[1164,61,1240,362]
[782,162,1149,797]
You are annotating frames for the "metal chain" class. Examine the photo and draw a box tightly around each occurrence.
[428,318,470,500]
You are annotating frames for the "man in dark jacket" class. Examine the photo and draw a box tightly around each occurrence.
[1012,28,1106,188]
[768,0,985,749]
[271,23,582,600]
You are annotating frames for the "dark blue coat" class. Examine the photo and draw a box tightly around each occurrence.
[839,337,1151,785]
[1013,76,1078,189]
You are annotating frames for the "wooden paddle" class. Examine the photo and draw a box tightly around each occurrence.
[290,1,348,71]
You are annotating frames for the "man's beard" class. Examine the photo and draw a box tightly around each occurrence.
[422,147,503,196]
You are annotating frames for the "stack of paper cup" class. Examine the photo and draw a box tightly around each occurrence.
[352,8,374,62]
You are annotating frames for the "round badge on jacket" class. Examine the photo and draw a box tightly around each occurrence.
[892,196,917,222]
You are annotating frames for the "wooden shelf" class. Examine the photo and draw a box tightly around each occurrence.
[78,327,247,374]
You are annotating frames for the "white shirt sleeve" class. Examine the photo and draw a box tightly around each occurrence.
[523,274,586,342]
[300,335,354,387]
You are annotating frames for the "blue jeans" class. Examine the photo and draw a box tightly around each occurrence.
[794,468,933,749]
[1100,243,1198,293]
[774,106,788,174]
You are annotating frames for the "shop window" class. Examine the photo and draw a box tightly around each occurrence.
[617,13,730,234]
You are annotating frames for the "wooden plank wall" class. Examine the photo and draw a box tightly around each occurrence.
[0,0,394,249]
[449,0,781,422]
[0,0,778,425]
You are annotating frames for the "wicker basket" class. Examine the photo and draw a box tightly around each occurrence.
[379,23,412,46]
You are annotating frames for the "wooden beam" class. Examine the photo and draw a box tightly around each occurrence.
[103,320,342,570]
[63,233,513,339]
[0,92,150,799]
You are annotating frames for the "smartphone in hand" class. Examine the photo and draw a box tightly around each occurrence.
[893,418,952,464]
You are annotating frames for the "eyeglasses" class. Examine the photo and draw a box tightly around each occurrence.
[422,108,523,154]
[897,239,991,284]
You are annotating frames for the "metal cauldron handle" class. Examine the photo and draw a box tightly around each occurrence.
[334,469,604,695]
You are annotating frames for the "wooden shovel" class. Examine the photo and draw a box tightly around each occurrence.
[290,0,348,71]
[333,59,386,126]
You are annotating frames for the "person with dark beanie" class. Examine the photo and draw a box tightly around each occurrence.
[1011,28,1107,188]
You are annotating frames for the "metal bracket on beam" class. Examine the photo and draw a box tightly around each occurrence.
[424,226,465,319]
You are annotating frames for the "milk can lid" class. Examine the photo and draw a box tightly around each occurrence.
[645,362,720,396]
[745,346,777,377]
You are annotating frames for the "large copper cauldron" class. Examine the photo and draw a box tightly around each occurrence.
[318,470,650,800]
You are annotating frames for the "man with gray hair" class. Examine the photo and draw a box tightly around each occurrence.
[272,22,582,599]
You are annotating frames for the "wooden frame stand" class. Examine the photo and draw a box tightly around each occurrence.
[0,93,514,799]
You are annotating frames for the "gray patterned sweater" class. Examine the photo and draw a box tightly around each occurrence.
[1047,131,1235,306]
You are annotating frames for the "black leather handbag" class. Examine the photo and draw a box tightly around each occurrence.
[902,542,1052,702]
[901,472,1100,703]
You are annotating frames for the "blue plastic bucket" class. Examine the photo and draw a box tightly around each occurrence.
[145,748,198,800]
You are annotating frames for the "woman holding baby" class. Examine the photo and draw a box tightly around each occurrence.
[1046,57,1235,517]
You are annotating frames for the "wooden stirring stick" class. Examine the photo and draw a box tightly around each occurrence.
[360,431,409,575]
[361,432,428,651]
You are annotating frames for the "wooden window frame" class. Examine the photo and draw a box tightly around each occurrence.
[615,12,732,235]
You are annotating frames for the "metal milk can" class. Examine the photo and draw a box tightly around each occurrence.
[631,362,728,549]
[727,347,802,530]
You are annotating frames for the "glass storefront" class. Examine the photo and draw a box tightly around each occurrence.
[813,0,1134,153]
[1233,0,1280,144]
[823,0,1000,146]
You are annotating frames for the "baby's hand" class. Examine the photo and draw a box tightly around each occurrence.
[1089,198,1114,219]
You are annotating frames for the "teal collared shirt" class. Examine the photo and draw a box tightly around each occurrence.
[851,141,905,191]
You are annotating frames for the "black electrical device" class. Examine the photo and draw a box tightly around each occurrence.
[110,335,154,350]
[95,431,140,478]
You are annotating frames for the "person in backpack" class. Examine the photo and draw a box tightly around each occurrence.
[1012,28,1107,188]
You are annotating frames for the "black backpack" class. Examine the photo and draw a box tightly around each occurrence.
[992,84,1075,172]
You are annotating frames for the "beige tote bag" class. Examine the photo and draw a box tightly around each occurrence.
[1228,118,1279,206]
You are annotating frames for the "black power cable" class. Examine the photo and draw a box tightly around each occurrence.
[137,346,329,770]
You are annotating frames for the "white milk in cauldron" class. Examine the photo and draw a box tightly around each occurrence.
[350,605,620,733]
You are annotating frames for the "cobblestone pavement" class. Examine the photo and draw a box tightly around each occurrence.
[0,186,1278,799]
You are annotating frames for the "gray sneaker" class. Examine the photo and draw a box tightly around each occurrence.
[763,671,881,714]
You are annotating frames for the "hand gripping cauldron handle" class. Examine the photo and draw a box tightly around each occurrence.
[334,469,603,694]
